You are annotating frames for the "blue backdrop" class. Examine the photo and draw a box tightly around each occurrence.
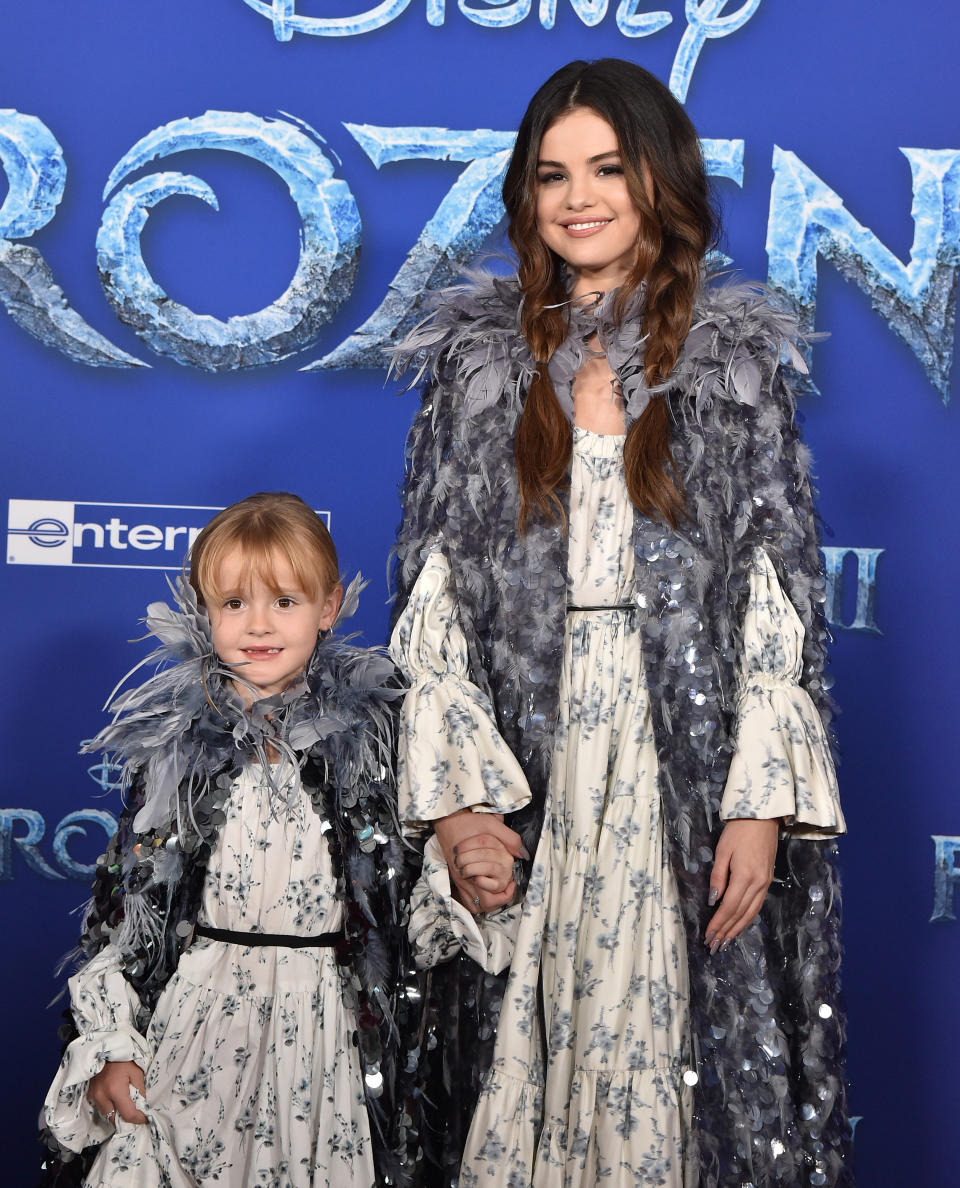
[2,3,957,1183]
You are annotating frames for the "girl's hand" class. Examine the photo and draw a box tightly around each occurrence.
[88,1060,147,1125]
[433,809,528,914]
[453,832,516,899]
[705,818,779,952]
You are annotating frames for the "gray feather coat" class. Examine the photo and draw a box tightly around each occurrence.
[392,272,852,1188]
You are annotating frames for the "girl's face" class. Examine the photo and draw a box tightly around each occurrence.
[206,545,341,704]
[535,107,645,296]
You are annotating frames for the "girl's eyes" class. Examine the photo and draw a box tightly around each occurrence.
[598,164,624,177]
[275,597,295,609]
[224,598,244,610]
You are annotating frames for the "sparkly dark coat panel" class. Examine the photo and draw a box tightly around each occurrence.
[392,274,852,1188]
[40,638,422,1188]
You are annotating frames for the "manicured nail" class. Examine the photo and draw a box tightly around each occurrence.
[705,930,716,946]
[710,938,722,956]
[452,844,459,854]
[707,887,719,906]
[520,846,531,860]
[719,939,732,954]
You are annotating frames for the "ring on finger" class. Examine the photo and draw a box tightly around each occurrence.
[106,1108,118,1125]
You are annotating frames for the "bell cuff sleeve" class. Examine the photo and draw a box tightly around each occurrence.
[42,944,151,1153]
[389,550,533,829]
[720,549,847,839]
[408,835,519,973]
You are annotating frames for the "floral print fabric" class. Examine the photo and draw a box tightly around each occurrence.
[720,549,846,836]
[394,429,844,1187]
[44,763,374,1187]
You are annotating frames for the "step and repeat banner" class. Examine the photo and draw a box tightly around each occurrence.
[2,3,956,1182]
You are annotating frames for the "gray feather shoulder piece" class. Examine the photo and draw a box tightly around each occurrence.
[83,573,396,841]
[391,268,813,425]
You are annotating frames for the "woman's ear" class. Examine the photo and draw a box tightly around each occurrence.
[318,582,343,633]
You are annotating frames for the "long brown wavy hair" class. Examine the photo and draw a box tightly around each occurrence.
[503,59,719,530]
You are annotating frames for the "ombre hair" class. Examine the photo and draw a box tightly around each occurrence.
[503,58,719,530]
[188,492,339,607]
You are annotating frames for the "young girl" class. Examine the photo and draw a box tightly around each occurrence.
[41,492,416,1187]
[393,60,851,1187]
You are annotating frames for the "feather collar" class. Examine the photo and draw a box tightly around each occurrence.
[392,268,810,425]
[83,574,397,841]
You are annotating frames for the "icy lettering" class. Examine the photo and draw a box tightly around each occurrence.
[820,547,884,634]
[97,112,361,371]
[310,125,514,370]
[0,110,145,369]
[931,835,960,922]
[767,147,960,400]
[238,0,761,100]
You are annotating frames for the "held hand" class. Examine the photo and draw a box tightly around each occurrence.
[453,833,516,897]
[433,809,528,914]
[88,1060,147,1125]
[705,818,779,953]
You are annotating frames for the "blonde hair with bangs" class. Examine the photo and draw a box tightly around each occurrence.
[188,492,339,607]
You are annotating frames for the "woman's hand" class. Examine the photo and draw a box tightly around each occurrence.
[87,1060,147,1125]
[705,818,779,952]
[433,809,528,914]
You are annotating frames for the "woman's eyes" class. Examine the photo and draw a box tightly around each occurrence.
[537,164,624,185]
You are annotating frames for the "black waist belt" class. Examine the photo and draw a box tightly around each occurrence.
[194,923,343,948]
[567,603,636,613]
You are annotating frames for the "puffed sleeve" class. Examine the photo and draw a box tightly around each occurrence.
[720,549,846,838]
[389,549,533,830]
[408,835,519,973]
[42,944,152,1152]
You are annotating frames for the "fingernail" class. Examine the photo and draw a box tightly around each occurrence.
[452,844,459,853]
[710,938,722,956]
[707,887,719,906]
[719,939,732,954]
[520,846,531,860]
[704,930,716,946]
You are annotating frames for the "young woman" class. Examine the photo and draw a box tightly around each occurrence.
[41,492,417,1187]
[391,60,852,1187]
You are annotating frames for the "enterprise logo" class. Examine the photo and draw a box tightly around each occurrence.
[8,500,332,570]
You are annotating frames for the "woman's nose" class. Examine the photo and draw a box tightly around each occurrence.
[565,171,596,209]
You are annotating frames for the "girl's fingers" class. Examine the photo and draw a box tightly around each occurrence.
[467,872,512,894]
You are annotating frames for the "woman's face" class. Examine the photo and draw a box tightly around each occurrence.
[535,107,645,295]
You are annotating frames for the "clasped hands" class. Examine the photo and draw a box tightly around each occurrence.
[432,809,528,915]
[432,807,779,947]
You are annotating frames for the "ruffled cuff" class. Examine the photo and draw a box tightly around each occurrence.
[390,550,532,827]
[42,946,151,1153]
[721,677,846,838]
[720,549,846,839]
[408,835,519,973]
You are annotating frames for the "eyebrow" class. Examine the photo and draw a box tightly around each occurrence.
[537,150,622,168]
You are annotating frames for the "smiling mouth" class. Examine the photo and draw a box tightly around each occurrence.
[241,647,282,657]
[558,219,613,232]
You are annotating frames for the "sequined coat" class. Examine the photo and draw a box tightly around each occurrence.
[392,274,852,1188]
[39,590,421,1188]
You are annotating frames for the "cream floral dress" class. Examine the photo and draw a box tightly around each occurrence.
[43,763,375,1188]
[393,426,845,1188]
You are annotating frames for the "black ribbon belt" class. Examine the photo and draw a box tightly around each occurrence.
[567,603,636,613]
[194,923,343,948]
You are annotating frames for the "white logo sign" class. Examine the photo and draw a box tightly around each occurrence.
[7,500,332,570]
